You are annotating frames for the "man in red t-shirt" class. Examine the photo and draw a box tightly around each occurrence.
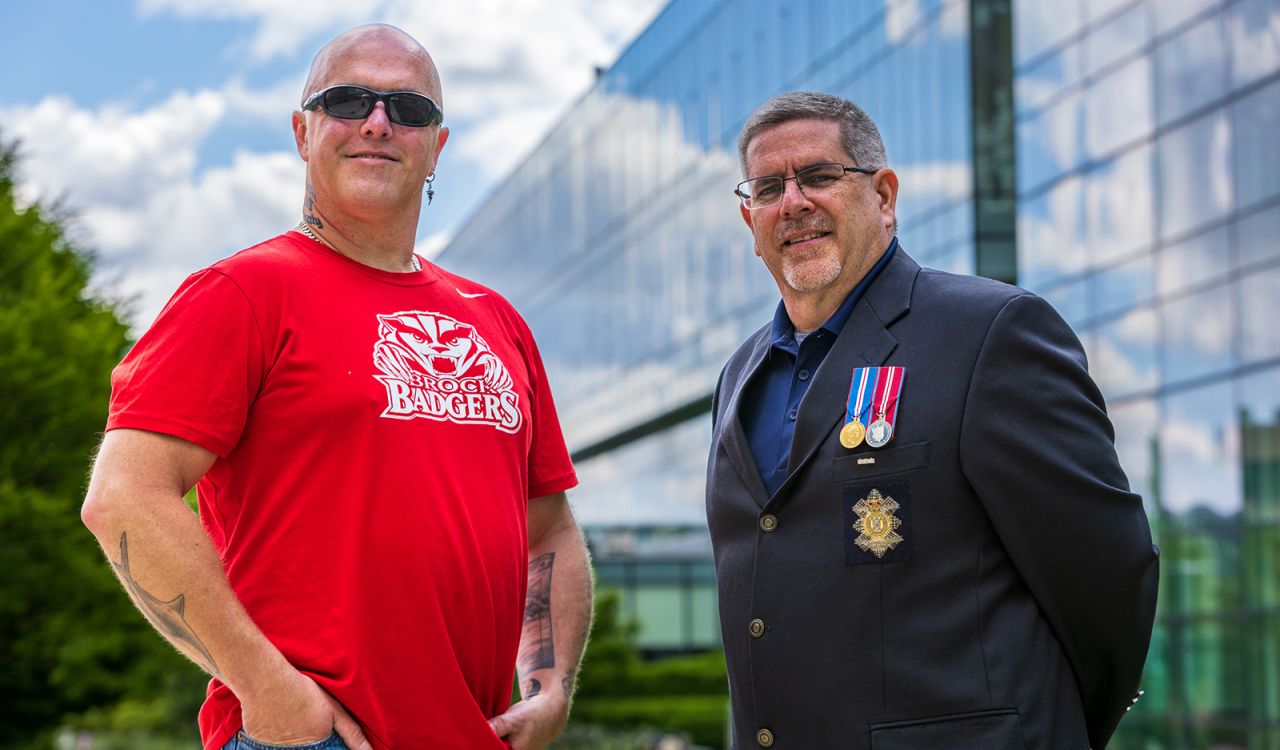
[81,23,592,750]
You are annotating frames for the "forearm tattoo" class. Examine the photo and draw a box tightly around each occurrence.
[520,552,556,681]
[111,532,220,677]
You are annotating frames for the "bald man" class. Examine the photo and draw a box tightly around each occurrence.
[82,24,591,750]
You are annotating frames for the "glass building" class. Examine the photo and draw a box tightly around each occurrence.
[436,0,1280,746]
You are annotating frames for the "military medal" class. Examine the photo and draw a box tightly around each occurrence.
[840,420,865,449]
[840,367,874,449]
[865,366,905,448]
[866,418,892,447]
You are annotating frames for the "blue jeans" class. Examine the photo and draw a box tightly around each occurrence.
[222,730,348,750]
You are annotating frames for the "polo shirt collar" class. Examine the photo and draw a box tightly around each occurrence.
[766,236,899,352]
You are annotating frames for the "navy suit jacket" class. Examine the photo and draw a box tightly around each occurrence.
[706,248,1159,749]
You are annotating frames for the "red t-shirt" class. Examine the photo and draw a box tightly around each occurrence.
[107,232,577,749]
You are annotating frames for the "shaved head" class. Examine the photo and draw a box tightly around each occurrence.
[302,24,443,107]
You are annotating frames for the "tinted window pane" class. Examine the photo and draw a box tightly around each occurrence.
[1232,76,1280,212]
[1161,282,1236,384]
[1155,13,1228,126]
[1157,111,1234,240]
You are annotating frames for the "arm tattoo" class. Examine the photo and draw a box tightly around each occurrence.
[111,532,221,677]
[520,552,556,676]
[304,182,323,228]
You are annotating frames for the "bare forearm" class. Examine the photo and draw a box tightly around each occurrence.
[517,517,593,706]
[81,432,294,701]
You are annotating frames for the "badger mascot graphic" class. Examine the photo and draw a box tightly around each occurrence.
[372,310,522,433]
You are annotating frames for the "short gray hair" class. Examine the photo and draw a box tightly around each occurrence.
[737,92,888,177]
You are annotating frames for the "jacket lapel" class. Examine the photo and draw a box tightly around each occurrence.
[717,330,773,506]
[778,250,921,495]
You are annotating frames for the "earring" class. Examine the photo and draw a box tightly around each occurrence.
[425,173,436,206]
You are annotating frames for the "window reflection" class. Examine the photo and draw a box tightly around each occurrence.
[1090,305,1159,395]
[1085,55,1153,159]
[1018,91,1083,192]
[1086,142,1156,264]
[1237,202,1280,269]
[1083,1,1149,79]
[1155,12,1227,126]
[1017,176,1088,289]
[1156,225,1230,299]
[1091,251,1155,319]
[1015,0,1084,65]
[1157,111,1234,240]
[1159,382,1242,517]
[1161,282,1237,384]
[1240,267,1280,364]
[1231,77,1280,212]
[1225,0,1280,88]
[1016,43,1082,115]
[1153,0,1221,35]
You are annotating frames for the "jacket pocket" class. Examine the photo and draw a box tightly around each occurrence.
[833,440,930,481]
[870,708,1023,750]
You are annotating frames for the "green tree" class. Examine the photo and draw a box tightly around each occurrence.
[0,135,205,748]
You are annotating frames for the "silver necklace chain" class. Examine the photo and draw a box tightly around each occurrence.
[295,221,421,271]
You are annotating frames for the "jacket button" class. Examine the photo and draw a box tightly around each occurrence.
[748,618,765,638]
[757,728,775,747]
[759,514,778,532]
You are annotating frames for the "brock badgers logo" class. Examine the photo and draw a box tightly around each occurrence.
[372,310,522,433]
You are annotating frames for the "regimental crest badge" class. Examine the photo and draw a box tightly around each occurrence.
[852,488,903,558]
[372,310,523,433]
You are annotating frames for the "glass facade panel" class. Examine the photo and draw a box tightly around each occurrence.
[1155,11,1228,126]
[1084,55,1153,159]
[1086,141,1155,265]
[1152,0,1221,35]
[1157,110,1234,241]
[1082,1,1149,79]
[1155,224,1230,299]
[1160,281,1236,385]
[1092,250,1154,319]
[1017,176,1087,288]
[1090,305,1159,395]
[1232,76,1280,212]
[1240,266,1280,364]
[1015,0,1084,65]
[1237,201,1280,268]
[1225,0,1280,89]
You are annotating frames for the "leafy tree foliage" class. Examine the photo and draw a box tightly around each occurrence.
[0,135,205,749]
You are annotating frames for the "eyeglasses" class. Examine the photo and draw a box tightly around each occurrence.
[735,162,877,210]
[302,85,444,128]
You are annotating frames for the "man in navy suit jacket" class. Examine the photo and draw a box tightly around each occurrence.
[706,91,1159,749]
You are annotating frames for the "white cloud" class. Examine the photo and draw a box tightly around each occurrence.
[6,91,225,210]
[1,90,303,327]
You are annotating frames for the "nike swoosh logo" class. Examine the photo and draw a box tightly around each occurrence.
[455,288,487,299]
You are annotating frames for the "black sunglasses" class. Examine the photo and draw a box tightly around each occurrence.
[302,85,444,128]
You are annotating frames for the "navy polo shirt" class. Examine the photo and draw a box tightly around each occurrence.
[741,238,898,497]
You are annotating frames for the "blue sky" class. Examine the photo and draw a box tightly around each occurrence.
[0,0,666,328]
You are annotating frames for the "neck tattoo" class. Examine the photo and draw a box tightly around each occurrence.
[295,221,421,271]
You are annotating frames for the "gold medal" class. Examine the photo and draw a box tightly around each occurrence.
[840,420,866,449]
